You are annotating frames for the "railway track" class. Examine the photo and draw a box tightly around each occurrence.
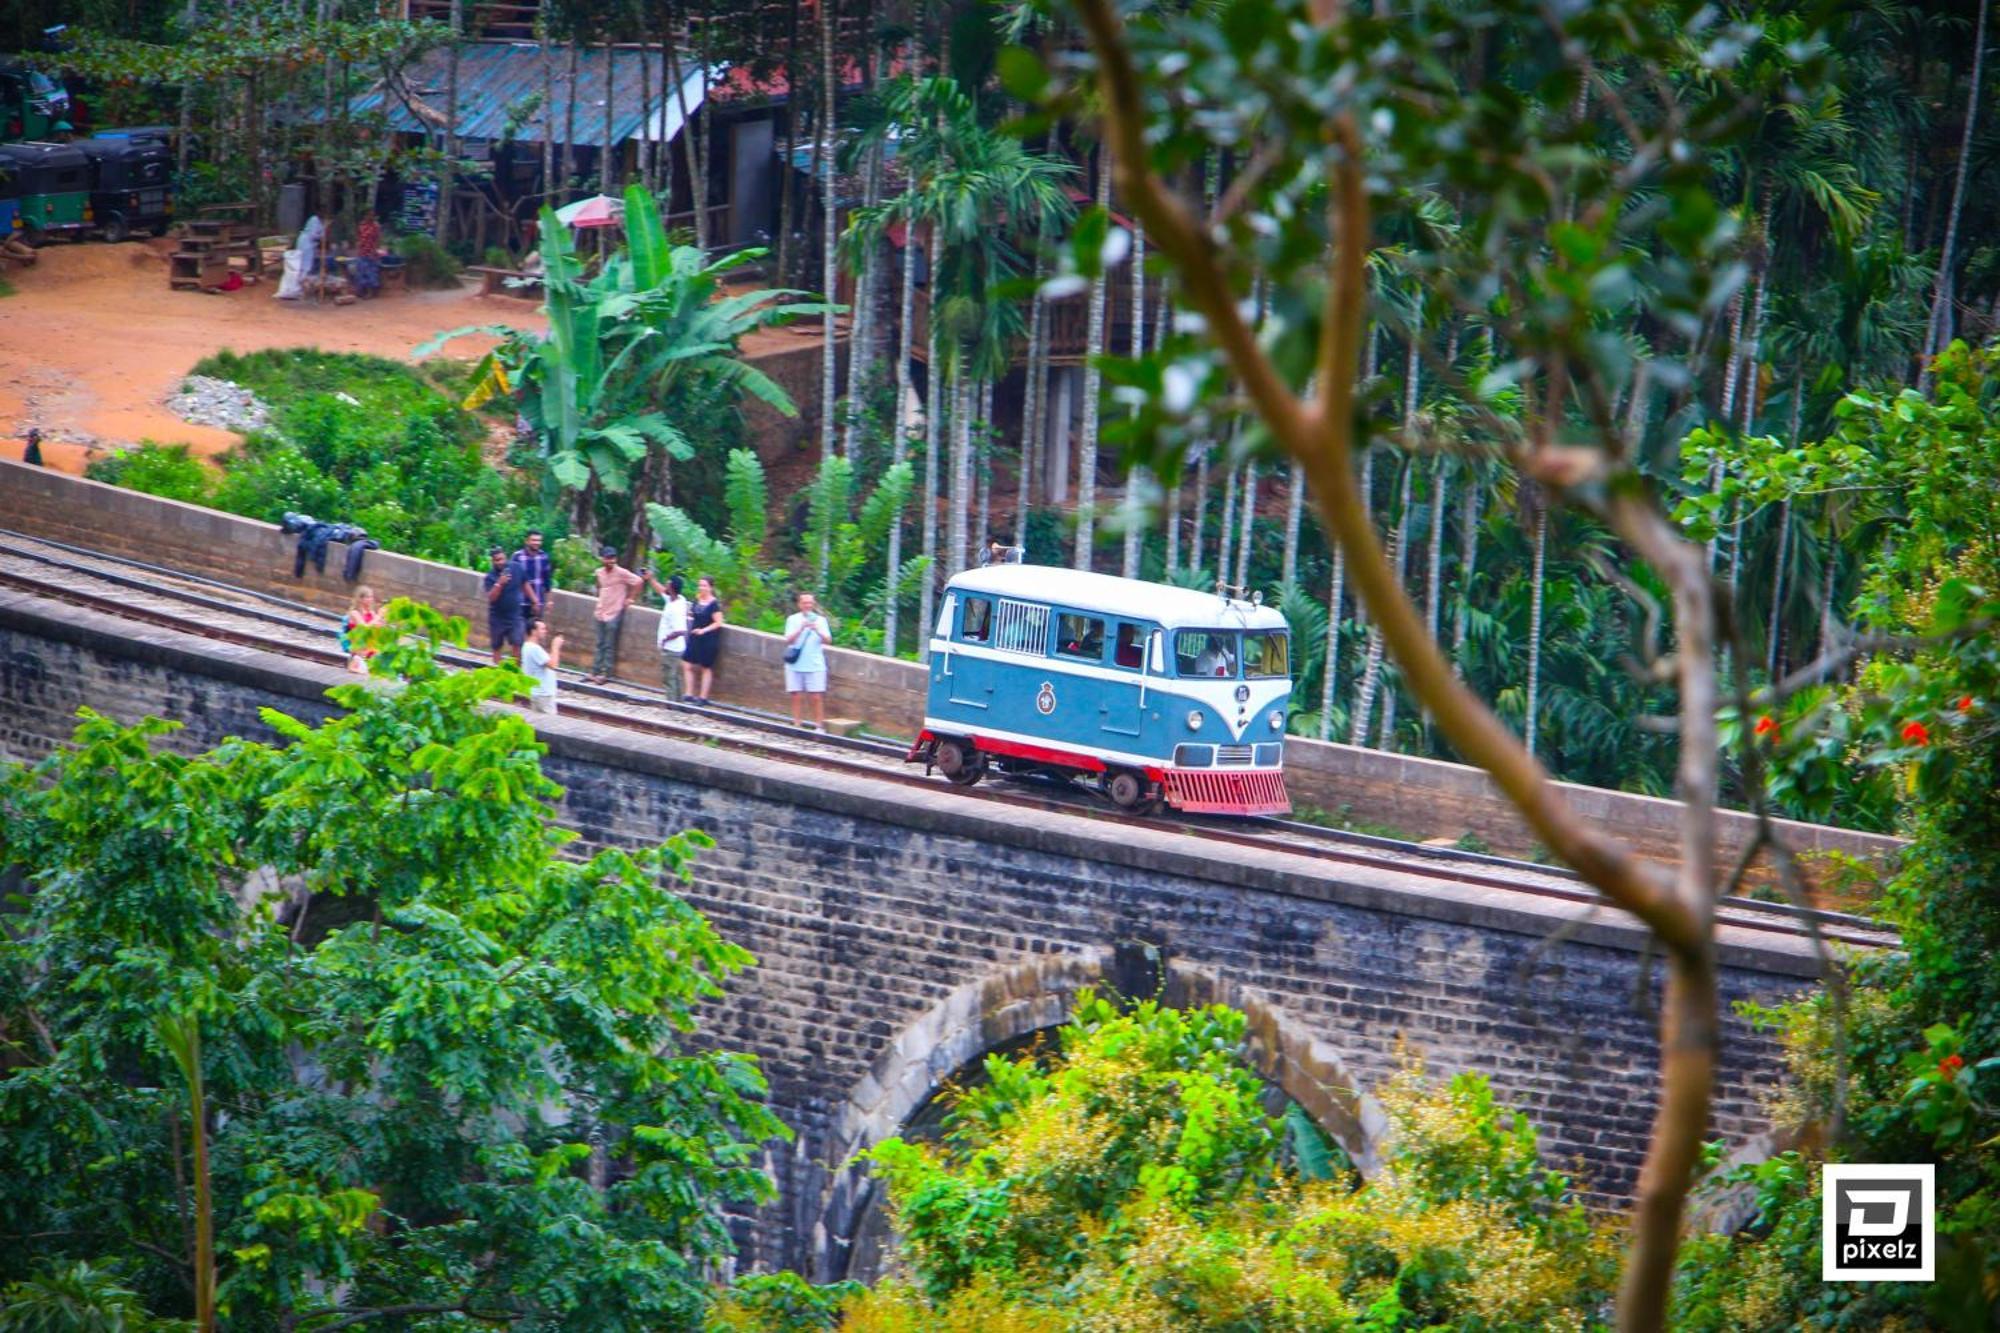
[0,530,1898,953]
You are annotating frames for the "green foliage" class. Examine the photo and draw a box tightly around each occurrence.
[86,350,549,569]
[83,441,213,504]
[0,1261,188,1332]
[391,231,465,288]
[426,183,828,555]
[0,603,784,1327]
[768,995,1617,1331]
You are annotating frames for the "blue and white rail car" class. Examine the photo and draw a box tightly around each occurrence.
[908,565,1293,815]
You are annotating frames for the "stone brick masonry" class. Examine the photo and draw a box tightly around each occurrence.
[0,587,1829,1281]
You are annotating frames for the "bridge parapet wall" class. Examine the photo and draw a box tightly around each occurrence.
[0,587,1834,1278]
[0,458,1903,883]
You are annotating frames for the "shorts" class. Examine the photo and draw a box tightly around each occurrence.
[528,692,557,715]
[785,666,827,694]
[489,613,526,650]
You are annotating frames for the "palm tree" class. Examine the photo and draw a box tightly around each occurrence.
[849,76,1075,584]
[1921,0,1989,387]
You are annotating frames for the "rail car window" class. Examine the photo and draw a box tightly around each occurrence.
[1243,630,1290,678]
[960,596,992,642]
[1175,630,1239,677]
[993,599,1050,655]
[1114,623,1145,669]
[1056,613,1106,661]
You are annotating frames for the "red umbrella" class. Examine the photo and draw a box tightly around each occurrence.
[554,194,625,229]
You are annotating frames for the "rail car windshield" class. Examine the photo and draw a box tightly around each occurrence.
[1243,630,1290,678]
[1175,630,1240,677]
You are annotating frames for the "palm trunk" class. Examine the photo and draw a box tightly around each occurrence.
[977,376,994,552]
[1376,453,1416,749]
[1320,535,1345,741]
[1922,0,1989,392]
[1708,289,1746,572]
[1017,240,1049,548]
[437,0,462,243]
[563,43,580,194]
[1452,464,1480,673]
[949,362,972,577]
[843,132,883,459]
[884,204,919,655]
[1766,365,1805,678]
[918,303,942,663]
[775,0,802,283]
[1281,461,1305,590]
[1347,444,1381,748]
[176,0,198,177]
[1072,150,1113,569]
[819,0,840,464]
[1218,462,1239,584]
[1816,515,1839,670]
[1234,463,1258,589]
[540,23,556,206]
[1525,498,1549,758]
[1190,448,1210,577]
[637,27,653,193]
[1121,224,1148,578]
[600,39,617,195]
[1353,334,1417,746]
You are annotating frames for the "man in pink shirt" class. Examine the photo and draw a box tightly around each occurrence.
[590,545,644,683]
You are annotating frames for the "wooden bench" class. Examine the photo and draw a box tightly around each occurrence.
[467,264,541,298]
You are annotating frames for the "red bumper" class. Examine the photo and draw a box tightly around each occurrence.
[1161,768,1291,815]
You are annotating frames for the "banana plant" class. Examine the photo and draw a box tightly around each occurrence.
[420,182,828,549]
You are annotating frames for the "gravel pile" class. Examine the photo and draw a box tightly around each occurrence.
[169,376,271,434]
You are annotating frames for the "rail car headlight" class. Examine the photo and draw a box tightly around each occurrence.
[1268,710,1284,731]
[1185,709,1204,732]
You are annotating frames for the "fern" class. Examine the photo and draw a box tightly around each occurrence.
[723,449,768,567]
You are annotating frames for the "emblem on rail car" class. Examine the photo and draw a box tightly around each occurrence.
[1036,682,1057,715]
[1235,684,1251,704]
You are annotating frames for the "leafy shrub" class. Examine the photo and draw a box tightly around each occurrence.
[773,995,1619,1332]
[84,441,213,504]
[391,232,463,288]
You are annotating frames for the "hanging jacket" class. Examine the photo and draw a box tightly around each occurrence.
[342,538,380,582]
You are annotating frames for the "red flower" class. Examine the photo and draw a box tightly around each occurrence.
[1753,715,1778,737]
[1958,696,1976,714]
[1939,1053,1965,1079]
[1902,720,1931,747]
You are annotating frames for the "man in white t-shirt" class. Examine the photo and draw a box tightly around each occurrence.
[782,591,833,730]
[521,620,564,716]
[647,572,689,701]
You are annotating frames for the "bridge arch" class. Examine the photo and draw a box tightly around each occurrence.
[808,950,1388,1282]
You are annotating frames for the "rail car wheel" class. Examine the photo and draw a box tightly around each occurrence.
[1106,769,1149,811]
[936,738,986,787]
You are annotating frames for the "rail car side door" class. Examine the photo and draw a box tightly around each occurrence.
[1099,619,1151,740]
[943,594,997,709]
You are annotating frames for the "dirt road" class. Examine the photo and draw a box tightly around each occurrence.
[0,239,546,473]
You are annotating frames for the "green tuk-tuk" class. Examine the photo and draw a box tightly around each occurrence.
[0,142,91,242]
[80,135,173,241]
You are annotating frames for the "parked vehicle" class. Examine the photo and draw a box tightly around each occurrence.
[0,142,91,242]
[0,60,72,142]
[0,157,19,239]
[79,134,172,240]
[910,565,1294,815]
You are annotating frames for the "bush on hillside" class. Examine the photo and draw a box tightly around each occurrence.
[84,441,213,504]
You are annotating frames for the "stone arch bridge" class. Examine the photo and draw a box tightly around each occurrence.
[0,588,1846,1279]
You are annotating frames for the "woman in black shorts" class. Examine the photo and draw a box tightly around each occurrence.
[684,576,724,703]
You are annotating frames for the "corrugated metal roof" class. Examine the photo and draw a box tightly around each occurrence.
[347,41,678,148]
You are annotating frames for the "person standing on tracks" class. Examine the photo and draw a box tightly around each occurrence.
[341,586,382,674]
[683,575,724,704]
[483,546,530,665]
[521,619,564,716]
[589,546,644,684]
[513,530,552,615]
[783,591,833,731]
[649,572,690,700]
